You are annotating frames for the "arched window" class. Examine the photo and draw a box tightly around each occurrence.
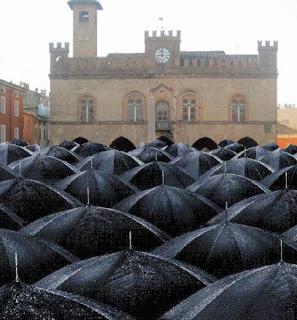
[156,101,170,121]
[127,93,144,122]
[79,11,89,22]
[232,96,246,122]
[80,97,94,122]
[182,93,197,122]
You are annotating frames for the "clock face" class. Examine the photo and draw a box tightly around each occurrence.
[155,48,171,64]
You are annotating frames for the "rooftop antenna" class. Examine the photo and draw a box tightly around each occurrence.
[158,17,165,31]
[129,231,133,250]
[15,252,20,283]
[87,187,90,206]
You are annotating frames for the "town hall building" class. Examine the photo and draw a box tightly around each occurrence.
[49,0,278,149]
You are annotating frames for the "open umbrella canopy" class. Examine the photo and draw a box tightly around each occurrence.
[261,165,297,190]
[170,151,221,180]
[0,204,24,230]
[0,282,133,320]
[259,149,297,170]
[74,142,109,158]
[78,150,141,175]
[153,222,297,278]
[224,142,245,153]
[59,140,79,150]
[218,139,235,147]
[0,143,32,165]
[115,184,220,236]
[121,161,196,190]
[21,206,170,258]
[0,163,18,181]
[25,144,40,153]
[187,173,268,208]
[210,148,237,161]
[36,250,213,319]
[263,142,279,151]
[283,144,297,155]
[58,170,137,208]
[146,138,168,148]
[10,154,77,185]
[73,137,89,145]
[236,146,271,160]
[202,158,273,181]
[0,177,80,223]
[45,145,82,165]
[160,262,297,320]
[129,146,172,163]
[0,229,77,286]
[208,189,297,233]
[11,138,28,147]
[164,143,196,158]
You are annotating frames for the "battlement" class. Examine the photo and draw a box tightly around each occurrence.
[145,30,181,41]
[49,42,70,52]
[258,40,278,50]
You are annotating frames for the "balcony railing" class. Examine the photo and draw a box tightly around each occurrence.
[155,120,172,131]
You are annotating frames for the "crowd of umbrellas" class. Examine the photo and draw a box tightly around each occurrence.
[0,136,297,319]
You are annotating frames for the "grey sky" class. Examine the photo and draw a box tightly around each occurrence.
[0,0,296,104]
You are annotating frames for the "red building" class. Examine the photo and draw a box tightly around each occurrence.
[0,79,25,142]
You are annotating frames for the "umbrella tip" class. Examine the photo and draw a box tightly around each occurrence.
[285,171,288,189]
[225,202,228,223]
[129,231,133,250]
[280,239,284,263]
[224,161,227,173]
[87,187,90,206]
[162,170,165,185]
[15,252,20,283]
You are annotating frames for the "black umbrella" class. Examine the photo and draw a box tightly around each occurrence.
[0,143,32,165]
[45,145,82,165]
[153,222,297,278]
[187,173,268,208]
[73,137,89,145]
[283,144,297,155]
[261,165,297,190]
[160,262,297,320]
[202,158,273,181]
[58,170,137,208]
[115,184,220,236]
[236,146,271,160]
[0,163,17,181]
[121,161,196,190]
[0,229,77,286]
[36,250,214,319]
[74,142,109,158]
[260,149,297,170]
[78,150,141,175]
[218,139,235,147]
[224,142,245,153]
[170,151,221,180]
[146,138,168,148]
[59,140,79,150]
[11,138,28,147]
[165,143,196,158]
[0,282,133,320]
[25,144,40,153]
[21,206,170,258]
[0,204,24,230]
[210,148,237,161]
[208,189,297,233]
[10,154,77,185]
[263,142,279,151]
[0,177,80,223]
[129,146,172,163]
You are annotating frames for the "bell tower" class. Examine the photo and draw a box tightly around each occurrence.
[68,0,103,57]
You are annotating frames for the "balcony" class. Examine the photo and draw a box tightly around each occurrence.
[155,120,172,131]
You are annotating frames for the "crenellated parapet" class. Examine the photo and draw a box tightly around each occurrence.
[258,40,278,51]
[145,30,181,41]
[49,42,70,72]
[257,40,278,69]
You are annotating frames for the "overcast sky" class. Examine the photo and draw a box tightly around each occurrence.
[0,0,296,104]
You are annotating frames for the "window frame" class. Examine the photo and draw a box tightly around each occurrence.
[0,96,6,114]
[14,127,19,139]
[14,100,19,117]
[1,125,6,143]
[231,96,247,123]
[80,97,95,123]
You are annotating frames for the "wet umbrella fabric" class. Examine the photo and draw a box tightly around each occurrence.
[78,150,141,175]
[153,222,297,278]
[73,137,89,145]
[160,262,297,320]
[0,282,133,320]
[25,144,40,153]
[146,139,168,148]
[236,146,271,160]
[58,170,137,208]
[202,158,273,181]
[263,142,279,151]
[224,142,245,153]
[115,184,220,236]
[21,206,170,258]
[36,250,213,319]
[0,164,17,181]
[208,189,297,233]
[261,165,297,190]
[74,142,109,158]
[165,143,196,158]
[187,173,268,208]
[218,139,235,147]
[10,154,77,185]
[121,161,196,190]
[170,151,221,180]
[11,139,28,147]
[260,150,297,170]
[0,143,32,165]
[0,204,24,230]
[210,148,236,161]
[129,146,172,163]
[45,146,82,165]
[283,144,297,155]
[0,229,77,286]
[59,140,79,150]
[0,177,80,223]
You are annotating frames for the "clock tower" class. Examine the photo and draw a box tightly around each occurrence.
[68,0,103,57]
